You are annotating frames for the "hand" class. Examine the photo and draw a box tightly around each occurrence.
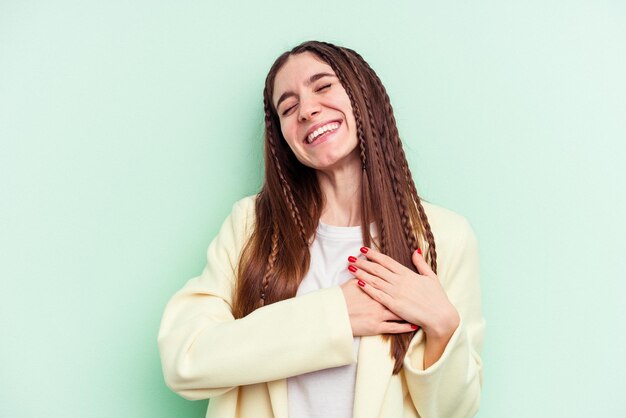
[348,247,460,340]
[340,279,416,337]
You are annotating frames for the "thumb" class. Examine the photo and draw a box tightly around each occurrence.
[412,248,435,277]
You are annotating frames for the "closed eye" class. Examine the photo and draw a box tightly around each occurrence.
[282,104,296,116]
[281,84,332,116]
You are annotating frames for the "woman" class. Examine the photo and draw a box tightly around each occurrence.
[158,41,485,418]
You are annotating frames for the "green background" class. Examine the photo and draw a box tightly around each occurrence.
[2,1,625,417]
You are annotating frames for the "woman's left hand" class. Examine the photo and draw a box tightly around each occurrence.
[349,247,460,340]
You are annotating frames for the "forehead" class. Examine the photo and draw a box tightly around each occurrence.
[272,52,335,101]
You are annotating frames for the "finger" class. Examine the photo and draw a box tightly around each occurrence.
[349,264,393,293]
[356,276,393,307]
[359,246,409,275]
[382,308,403,322]
[411,248,436,278]
[379,321,419,334]
[351,257,397,284]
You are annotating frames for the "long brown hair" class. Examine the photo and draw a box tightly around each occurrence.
[233,41,437,374]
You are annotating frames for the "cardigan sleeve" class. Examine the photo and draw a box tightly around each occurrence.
[403,214,485,418]
[158,197,356,400]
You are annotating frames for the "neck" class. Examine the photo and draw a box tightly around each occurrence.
[316,154,363,227]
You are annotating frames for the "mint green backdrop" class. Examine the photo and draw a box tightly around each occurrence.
[2,1,625,417]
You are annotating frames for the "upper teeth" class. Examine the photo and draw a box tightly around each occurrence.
[306,122,340,144]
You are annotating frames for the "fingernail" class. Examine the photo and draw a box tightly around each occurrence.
[360,247,369,254]
[348,256,357,263]
[411,324,418,330]
[357,280,365,287]
[416,248,422,255]
[348,265,358,273]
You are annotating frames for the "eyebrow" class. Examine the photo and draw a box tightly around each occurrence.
[274,72,336,111]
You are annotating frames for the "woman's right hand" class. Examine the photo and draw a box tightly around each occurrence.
[340,279,417,336]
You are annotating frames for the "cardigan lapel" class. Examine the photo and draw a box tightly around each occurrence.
[267,336,394,418]
[267,378,288,418]
[352,335,395,418]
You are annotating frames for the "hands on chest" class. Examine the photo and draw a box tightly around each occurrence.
[340,246,461,365]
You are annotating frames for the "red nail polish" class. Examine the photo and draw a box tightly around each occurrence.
[348,256,357,263]
[417,248,422,255]
[360,247,369,254]
[411,324,418,330]
[357,280,365,287]
[348,265,358,273]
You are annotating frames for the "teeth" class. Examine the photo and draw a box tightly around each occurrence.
[306,122,340,144]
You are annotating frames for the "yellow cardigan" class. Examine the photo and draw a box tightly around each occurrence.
[158,195,485,418]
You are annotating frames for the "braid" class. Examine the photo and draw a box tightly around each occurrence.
[263,100,309,246]
[313,47,378,248]
[351,50,437,272]
[321,45,395,251]
[336,47,391,251]
[355,63,419,254]
[335,47,418,254]
[259,220,279,305]
[367,113,389,252]
[415,200,437,273]
[382,134,420,253]
[338,48,371,170]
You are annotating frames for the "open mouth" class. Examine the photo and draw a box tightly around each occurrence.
[304,121,342,144]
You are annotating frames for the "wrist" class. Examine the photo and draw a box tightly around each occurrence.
[423,307,460,340]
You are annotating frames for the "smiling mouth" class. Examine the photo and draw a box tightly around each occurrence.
[305,121,341,144]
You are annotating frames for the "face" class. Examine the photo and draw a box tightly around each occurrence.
[272,52,360,171]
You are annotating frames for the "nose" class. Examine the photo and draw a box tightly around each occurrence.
[298,94,321,122]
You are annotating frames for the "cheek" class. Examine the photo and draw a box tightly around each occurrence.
[336,88,354,111]
[337,96,356,125]
[344,100,356,121]
[279,121,301,151]
[278,120,291,141]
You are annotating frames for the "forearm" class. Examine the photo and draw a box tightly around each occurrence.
[159,285,355,398]
[422,307,460,369]
[423,332,453,369]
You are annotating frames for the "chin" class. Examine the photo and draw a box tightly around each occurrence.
[310,150,360,172]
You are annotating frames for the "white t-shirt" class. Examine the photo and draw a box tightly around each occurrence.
[287,221,363,418]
